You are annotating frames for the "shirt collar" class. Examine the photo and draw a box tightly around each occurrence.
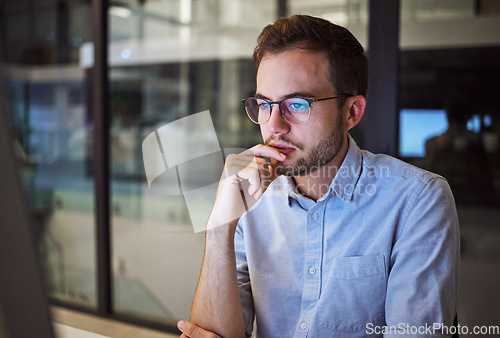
[330,133,363,202]
[287,133,363,205]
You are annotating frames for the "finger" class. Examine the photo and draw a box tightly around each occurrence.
[228,158,268,172]
[178,320,220,338]
[225,153,259,163]
[177,320,192,337]
[259,162,274,184]
[259,158,282,186]
[233,157,267,186]
[229,155,268,165]
[223,147,281,197]
[228,155,267,166]
[252,186,264,200]
[242,144,287,161]
[268,162,281,181]
[244,162,272,200]
[236,167,261,196]
[223,156,267,181]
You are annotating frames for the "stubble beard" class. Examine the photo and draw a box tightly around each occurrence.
[271,114,345,177]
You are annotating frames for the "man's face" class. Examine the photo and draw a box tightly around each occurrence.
[256,49,347,176]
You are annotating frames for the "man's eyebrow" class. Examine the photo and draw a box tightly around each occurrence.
[254,92,318,101]
[254,93,271,100]
[283,92,317,99]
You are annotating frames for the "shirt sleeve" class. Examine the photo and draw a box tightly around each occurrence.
[234,221,255,337]
[385,177,460,337]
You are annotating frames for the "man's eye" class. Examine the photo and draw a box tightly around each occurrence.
[288,101,309,111]
[292,103,306,109]
[259,102,271,109]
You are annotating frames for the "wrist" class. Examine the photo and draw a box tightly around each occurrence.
[207,212,239,232]
[207,219,238,236]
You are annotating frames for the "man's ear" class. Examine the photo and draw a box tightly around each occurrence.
[344,95,366,131]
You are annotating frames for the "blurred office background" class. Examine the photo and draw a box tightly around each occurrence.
[0,0,499,336]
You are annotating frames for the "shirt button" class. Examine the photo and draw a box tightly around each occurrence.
[311,212,319,220]
[300,322,308,330]
[308,267,316,275]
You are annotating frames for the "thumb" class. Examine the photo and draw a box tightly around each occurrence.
[177,320,188,331]
[268,163,281,183]
[259,163,281,194]
[177,320,220,338]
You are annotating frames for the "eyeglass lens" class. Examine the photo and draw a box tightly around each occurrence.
[245,98,310,125]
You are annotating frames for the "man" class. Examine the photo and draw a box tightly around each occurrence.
[178,15,459,338]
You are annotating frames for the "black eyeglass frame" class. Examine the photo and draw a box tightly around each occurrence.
[241,95,354,125]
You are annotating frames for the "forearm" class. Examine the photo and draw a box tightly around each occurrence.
[189,144,283,337]
[190,220,247,338]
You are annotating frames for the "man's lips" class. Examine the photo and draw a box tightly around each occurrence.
[269,143,296,155]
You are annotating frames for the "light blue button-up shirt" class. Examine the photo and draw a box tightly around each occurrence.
[235,135,460,337]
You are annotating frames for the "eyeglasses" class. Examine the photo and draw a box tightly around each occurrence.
[241,95,352,125]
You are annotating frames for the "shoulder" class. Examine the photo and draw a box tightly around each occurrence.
[357,151,458,242]
[360,149,444,186]
[355,149,454,213]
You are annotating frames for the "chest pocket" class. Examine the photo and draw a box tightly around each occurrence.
[318,255,387,333]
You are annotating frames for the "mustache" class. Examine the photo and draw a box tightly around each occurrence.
[264,134,304,151]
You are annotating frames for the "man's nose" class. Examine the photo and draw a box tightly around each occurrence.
[266,104,290,134]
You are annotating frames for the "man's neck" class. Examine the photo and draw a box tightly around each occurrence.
[293,135,349,201]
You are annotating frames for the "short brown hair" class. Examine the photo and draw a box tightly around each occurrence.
[253,15,369,97]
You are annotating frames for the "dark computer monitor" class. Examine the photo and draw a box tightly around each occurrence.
[0,90,55,338]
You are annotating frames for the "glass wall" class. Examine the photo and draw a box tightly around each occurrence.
[0,0,96,308]
[108,0,276,323]
[398,0,500,332]
[289,0,369,26]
